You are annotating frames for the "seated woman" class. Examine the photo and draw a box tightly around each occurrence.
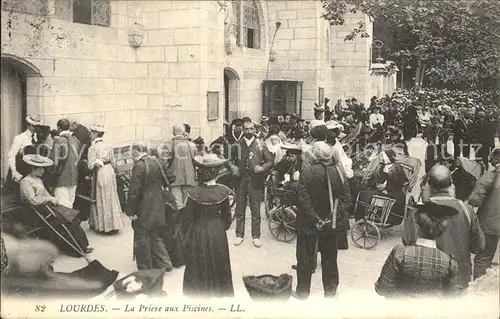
[271,144,302,206]
[355,148,408,225]
[375,202,464,298]
[18,155,93,257]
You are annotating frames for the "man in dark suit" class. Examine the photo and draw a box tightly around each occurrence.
[294,142,345,299]
[473,111,495,170]
[126,142,176,271]
[453,111,472,158]
[230,117,274,248]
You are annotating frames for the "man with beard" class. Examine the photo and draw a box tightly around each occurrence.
[230,118,274,248]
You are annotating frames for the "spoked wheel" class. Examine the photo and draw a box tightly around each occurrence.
[350,220,380,250]
[264,186,280,218]
[228,192,236,222]
[268,206,297,243]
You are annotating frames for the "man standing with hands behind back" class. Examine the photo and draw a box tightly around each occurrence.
[231,117,274,248]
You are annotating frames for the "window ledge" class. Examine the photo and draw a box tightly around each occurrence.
[233,46,266,57]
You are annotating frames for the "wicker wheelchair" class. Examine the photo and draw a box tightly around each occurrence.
[350,153,421,250]
[264,175,297,243]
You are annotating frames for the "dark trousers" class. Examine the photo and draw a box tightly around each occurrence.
[235,177,262,239]
[474,233,499,280]
[134,227,172,271]
[296,229,339,298]
[454,140,470,158]
[476,143,491,170]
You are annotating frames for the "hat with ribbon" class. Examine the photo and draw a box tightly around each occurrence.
[281,143,302,155]
[193,153,229,168]
[23,154,54,168]
[90,124,106,133]
[415,197,461,218]
[26,115,42,126]
[260,116,269,122]
[325,120,342,130]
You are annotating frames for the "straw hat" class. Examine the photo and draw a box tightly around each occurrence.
[415,200,460,218]
[26,115,42,126]
[193,153,228,168]
[260,116,269,122]
[90,124,106,133]
[23,154,54,167]
[325,120,342,130]
[281,144,302,154]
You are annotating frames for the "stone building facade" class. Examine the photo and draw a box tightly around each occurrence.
[1,0,391,178]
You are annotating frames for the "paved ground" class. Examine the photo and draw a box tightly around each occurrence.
[52,137,500,300]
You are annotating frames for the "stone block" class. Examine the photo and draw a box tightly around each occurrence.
[289,18,316,28]
[137,46,165,62]
[147,95,165,110]
[159,10,200,29]
[136,78,162,94]
[142,11,159,29]
[54,59,81,77]
[164,47,179,62]
[267,1,287,12]
[173,0,200,10]
[275,29,294,40]
[162,79,178,95]
[275,39,290,50]
[105,110,132,127]
[170,63,201,79]
[143,1,172,12]
[297,9,317,19]
[145,29,174,46]
[127,4,142,18]
[294,27,317,39]
[278,10,297,20]
[177,79,201,95]
[178,45,201,62]
[148,64,170,78]
[290,39,316,50]
[174,28,202,45]
[298,49,318,61]
[114,79,136,94]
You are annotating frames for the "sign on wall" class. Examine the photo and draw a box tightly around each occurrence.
[207,91,219,121]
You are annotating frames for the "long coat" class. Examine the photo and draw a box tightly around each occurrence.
[469,165,500,236]
[297,162,344,234]
[125,155,176,231]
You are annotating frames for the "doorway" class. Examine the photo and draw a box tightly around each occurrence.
[1,54,41,183]
[223,68,240,123]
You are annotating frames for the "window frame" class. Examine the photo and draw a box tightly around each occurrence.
[231,0,261,50]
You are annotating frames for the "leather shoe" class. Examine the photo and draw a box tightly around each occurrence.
[291,291,308,300]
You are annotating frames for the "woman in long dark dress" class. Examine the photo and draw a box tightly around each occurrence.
[181,153,234,298]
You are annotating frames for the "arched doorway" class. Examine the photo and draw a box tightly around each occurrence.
[1,54,41,182]
[223,68,240,123]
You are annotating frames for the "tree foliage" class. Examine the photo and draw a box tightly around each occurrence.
[321,0,500,92]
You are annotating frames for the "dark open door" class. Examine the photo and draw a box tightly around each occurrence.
[262,80,303,117]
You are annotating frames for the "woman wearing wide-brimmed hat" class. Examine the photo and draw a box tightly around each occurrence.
[87,124,123,234]
[19,154,93,257]
[180,153,234,298]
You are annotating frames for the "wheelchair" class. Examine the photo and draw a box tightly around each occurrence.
[264,175,297,243]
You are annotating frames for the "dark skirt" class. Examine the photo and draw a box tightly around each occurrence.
[183,218,234,297]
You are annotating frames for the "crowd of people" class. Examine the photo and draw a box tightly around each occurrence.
[1,86,499,300]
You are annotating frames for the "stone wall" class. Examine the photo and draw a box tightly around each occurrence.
[330,12,372,106]
[1,0,138,146]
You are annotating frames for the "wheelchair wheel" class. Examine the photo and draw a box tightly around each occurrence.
[350,220,380,250]
[264,184,280,218]
[268,206,296,243]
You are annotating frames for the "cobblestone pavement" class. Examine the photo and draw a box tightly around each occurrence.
[52,137,500,300]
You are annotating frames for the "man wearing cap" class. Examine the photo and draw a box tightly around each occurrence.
[294,142,344,299]
[470,148,500,280]
[257,116,269,139]
[49,119,81,209]
[369,106,384,142]
[228,118,244,145]
[326,121,353,180]
[302,125,328,171]
[403,165,485,288]
[7,115,41,185]
[230,117,274,248]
